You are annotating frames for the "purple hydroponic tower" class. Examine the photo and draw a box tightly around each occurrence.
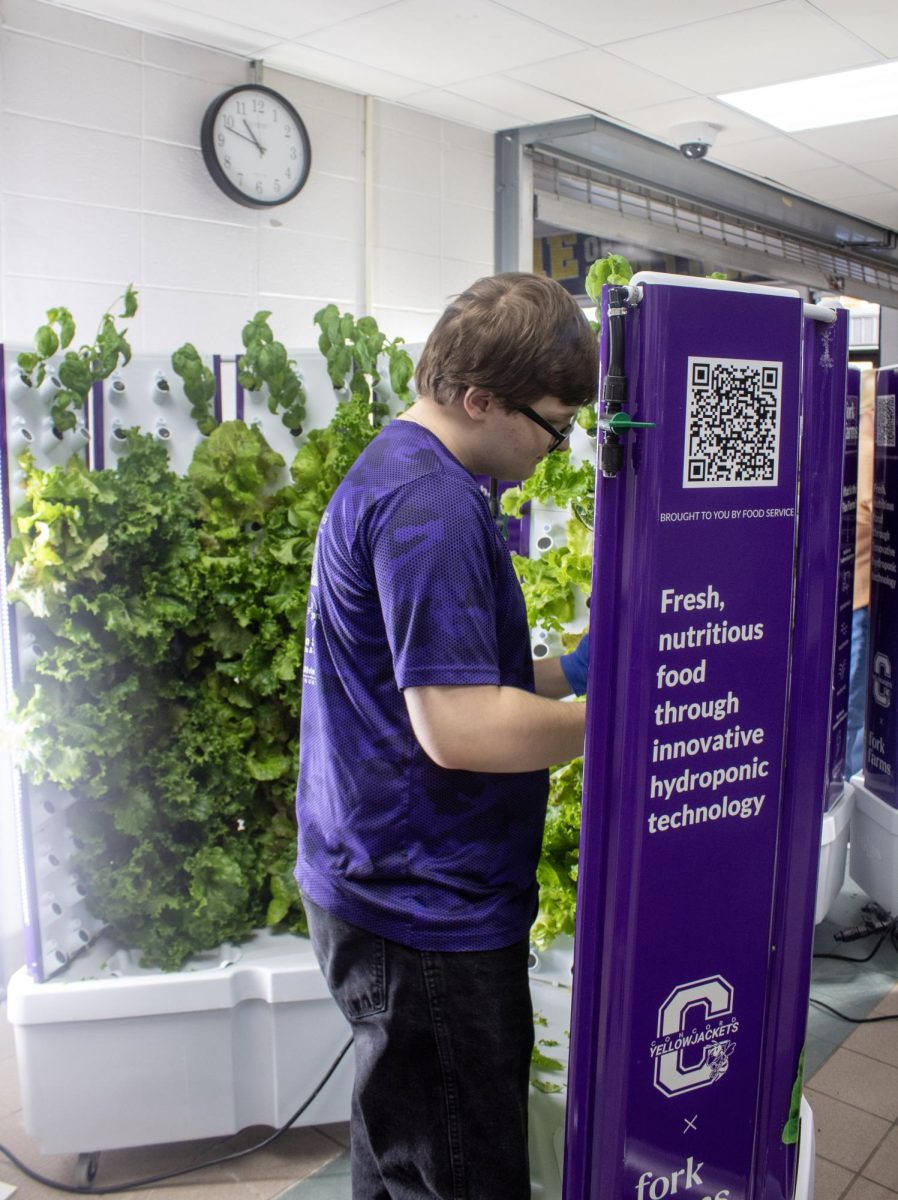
[564,275,847,1200]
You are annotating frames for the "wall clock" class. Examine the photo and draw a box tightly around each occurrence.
[201,84,311,208]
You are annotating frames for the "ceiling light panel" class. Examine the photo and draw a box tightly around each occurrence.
[721,62,898,132]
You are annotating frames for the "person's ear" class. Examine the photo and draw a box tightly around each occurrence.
[461,386,495,424]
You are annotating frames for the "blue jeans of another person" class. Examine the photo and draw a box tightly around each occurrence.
[845,606,869,779]
[302,893,534,1200]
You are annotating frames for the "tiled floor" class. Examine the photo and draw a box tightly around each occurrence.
[1,885,897,1200]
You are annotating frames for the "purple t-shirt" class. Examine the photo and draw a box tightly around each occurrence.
[294,419,549,951]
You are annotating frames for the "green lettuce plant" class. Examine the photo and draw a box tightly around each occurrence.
[8,407,377,969]
[7,261,626,969]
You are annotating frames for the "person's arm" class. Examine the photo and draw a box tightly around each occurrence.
[404,684,586,773]
[533,633,590,699]
[533,655,573,699]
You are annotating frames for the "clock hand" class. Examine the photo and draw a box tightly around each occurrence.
[243,118,266,156]
[226,126,263,149]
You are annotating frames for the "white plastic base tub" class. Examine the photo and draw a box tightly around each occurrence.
[849,776,898,913]
[816,784,854,924]
[6,929,354,1157]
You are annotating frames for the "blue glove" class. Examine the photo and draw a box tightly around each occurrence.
[559,633,590,697]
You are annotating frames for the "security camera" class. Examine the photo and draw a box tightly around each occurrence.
[671,122,722,161]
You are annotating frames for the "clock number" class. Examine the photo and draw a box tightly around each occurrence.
[290,146,297,160]
[272,106,279,123]
[224,154,231,168]
[252,98,265,113]
[286,168,292,180]
[256,181,264,196]
[237,173,244,187]
[224,115,235,129]
[284,124,293,138]
[274,180,282,194]
[235,100,246,115]
[217,133,225,147]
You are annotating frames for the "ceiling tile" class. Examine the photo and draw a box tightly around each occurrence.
[809,0,898,58]
[448,75,592,124]
[794,115,898,165]
[507,46,692,110]
[615,96,774,149]
[712,134,838,176]
[300,0,588,88]
[400,87,520,130]
[746,163,893,202]
[261,41,431,100]
[831,192,898,226]
[57,0,276,54]
[38,0,898,226]
[855,156,898,189]
[605,0,883,95]
[492,0,775,48]
[156,0,399,40]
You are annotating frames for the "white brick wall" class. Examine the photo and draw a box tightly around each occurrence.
[0,0,495,355]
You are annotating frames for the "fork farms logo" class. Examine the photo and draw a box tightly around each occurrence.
[652,976,738,1097]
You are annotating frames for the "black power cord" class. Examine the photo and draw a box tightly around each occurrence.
[809,903,898,1024]
[0,1037,352,1194]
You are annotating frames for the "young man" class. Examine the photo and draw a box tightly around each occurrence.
[295,272,597,1199]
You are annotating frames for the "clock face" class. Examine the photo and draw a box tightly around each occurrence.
[201,84,311,208]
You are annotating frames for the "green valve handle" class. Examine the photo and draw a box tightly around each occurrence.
[600,411,656,433]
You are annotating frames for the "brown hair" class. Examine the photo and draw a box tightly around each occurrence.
[415,272,598,410]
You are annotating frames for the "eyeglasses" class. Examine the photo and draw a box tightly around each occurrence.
[517,406,578,452]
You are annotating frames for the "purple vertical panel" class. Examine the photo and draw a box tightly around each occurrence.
[472,477,529,554]
[564,279,803,1200]
[213,354,223,425]
[235,353,245,424]
[752,308,848,1200]
[91,379,105,471]
[0,344,43,980]
[865,365,898,805]
[826,364,860,802]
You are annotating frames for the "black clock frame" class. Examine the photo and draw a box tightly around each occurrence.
[200,83,312,208]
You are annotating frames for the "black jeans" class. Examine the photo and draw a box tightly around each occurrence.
[302,894,534,1199]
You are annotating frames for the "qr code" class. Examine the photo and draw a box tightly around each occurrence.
[876,394,896,448]
[684,357,782,488]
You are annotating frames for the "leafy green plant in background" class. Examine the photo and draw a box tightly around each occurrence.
[531,757,584,947]
[17,286,139,436]
[7,260,624,969]
[584,253,633,305]
[314,303,415,420]
[8,404,378,967]
[239,311,308,435]
[171,343,218,436]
